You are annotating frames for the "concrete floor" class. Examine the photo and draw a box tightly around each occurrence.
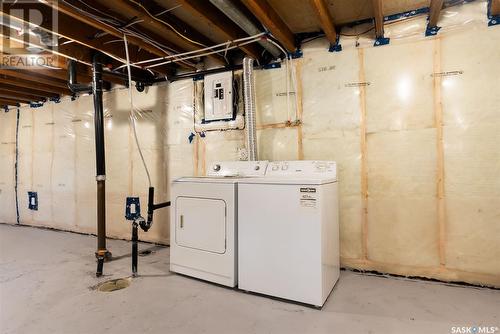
[1,224,499,334]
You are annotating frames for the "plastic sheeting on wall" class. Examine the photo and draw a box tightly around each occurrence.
[363,39,440,268]
[0,0,499,287]
[441,27,500,276]
[0,110,17,224]
[5,85,173,244]
[300,48,363,260]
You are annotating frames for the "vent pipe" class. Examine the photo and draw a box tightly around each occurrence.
[209,0,281,59]
[68,56,111,277]
[243,57,258,161]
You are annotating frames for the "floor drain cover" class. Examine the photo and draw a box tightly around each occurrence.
[97,278,131,292]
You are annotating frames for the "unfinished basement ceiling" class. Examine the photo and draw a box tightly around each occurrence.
[265,0,428,32]
[0,0,492,109]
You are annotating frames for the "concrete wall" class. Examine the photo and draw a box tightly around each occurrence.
[0,1,499,287]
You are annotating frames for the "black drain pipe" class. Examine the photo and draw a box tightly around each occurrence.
[68,56,111,277]
[142,187,170,232]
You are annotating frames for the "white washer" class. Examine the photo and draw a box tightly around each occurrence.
[170,161,268,287]
[238,161,339,307]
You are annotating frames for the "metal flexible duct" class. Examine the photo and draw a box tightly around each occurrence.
[243,57,258,161]
[209,0,281,59]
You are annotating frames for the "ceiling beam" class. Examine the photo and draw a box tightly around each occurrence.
[93,0,225,66]
[0,83,59,99]
[43,0,172,59]
[1,32,128,85]
[28,67,126,86]
[139,1,220,49]
[1,3,179,74]
[42,0,195,71]
[0,93,33,104]
[372,0,385,38]
[491,0,500,16]
[0,91,46,102]
[176,0,262,59]
[240,0,295,52]
[0,69,68,89]
[428,0,444,27]
[0,33,68,69]
[27,68,90,83]
[0,97,22,106]
[309,0,337,46]
[0,74,71,95]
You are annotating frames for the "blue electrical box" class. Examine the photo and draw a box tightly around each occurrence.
[125,197,141,221]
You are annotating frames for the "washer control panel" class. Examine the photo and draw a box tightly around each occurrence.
[266,161,337,179]
[207,161,269,177]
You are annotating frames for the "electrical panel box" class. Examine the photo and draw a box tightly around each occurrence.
[204,71,233,122]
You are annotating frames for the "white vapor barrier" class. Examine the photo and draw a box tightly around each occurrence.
[255,66,297,124]
[363,39,439,267]
[300,48,363,259]
[441,27,500,276]
[0,110,16,224]
[0,0,499,287]
[4,85,175,244]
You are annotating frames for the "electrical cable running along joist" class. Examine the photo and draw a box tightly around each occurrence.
[116,32,266,71]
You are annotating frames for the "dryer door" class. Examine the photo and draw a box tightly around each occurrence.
[175,197,227,254]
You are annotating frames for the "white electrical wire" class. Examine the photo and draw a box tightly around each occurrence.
[146,37,263,69]
[116,32,266,70]
[127,0,209,48]
[124,34,152,188]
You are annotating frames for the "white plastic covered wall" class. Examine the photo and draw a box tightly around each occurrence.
[0,1,499,287]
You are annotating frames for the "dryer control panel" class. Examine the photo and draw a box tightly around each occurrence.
[207,161,269,177]
[266,161,337,179]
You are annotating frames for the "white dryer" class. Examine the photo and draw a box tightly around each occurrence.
[238,161,339,307]
[170,161,268,287]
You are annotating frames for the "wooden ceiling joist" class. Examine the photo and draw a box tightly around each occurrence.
[240,0,295,52]
[176,0,262,59]
[1,3,180,75]
[0,75,71,95]
[0,93,32,104]
[93,0,225,66]
[309,0,338,46]
[490,0,500,16]
[0,97,22,106]
[42,0,195,71]
[28,68,88,83]
[429,0,445,28]
[0,83,59,99]
[0,69,68,89]
[43,0,171,59]
[0,91,46,102]
[28,67,126,86]
[372,0,385,38]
